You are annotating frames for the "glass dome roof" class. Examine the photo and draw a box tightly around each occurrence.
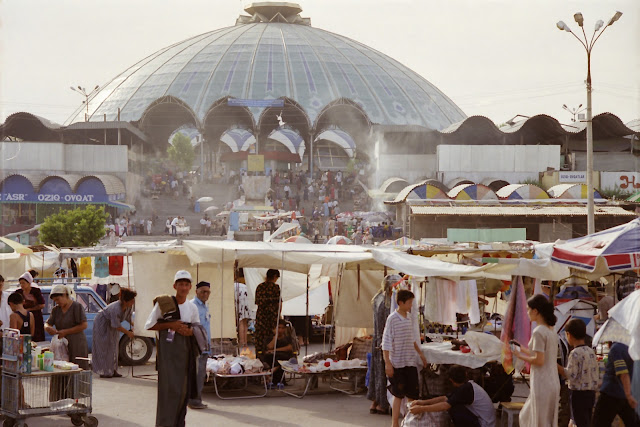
[67,5,466,130]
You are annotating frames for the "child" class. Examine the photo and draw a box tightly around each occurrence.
[8,292,35,336]
[558,318,599,427]
[382,289,428,427]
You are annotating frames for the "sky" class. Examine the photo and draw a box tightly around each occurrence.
[1,0,638,127]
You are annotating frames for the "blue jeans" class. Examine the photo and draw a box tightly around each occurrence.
[189,353,209,405]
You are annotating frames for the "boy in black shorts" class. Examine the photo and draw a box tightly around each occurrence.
[382,289,428,427]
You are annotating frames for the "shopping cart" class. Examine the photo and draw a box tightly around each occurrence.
[1,370,97,426]
[1,329,97,427]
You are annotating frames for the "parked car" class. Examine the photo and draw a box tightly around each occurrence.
[25,285,154,366]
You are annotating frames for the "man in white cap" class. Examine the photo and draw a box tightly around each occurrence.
[145,270,200,427]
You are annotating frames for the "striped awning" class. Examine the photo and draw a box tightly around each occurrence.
[220,128,256,152]
[315,128,356,157]
[268,127,304,154]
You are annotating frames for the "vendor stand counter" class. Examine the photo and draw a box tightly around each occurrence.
[210,371,272,400]
[278,360,367,399]
[420,342,500,369]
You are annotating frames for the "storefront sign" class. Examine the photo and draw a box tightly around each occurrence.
[559,171,587,183]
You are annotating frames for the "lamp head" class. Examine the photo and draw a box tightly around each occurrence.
[573,12,584,27]
[94,85,99,90]
[563,104,568,109]
[77,85,82,90]
[594,20,604,32]
[608,11,622,26]
[556,21,572,32]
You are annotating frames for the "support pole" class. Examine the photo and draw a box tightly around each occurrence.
[305,273,309,356]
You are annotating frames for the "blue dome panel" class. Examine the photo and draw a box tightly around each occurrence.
[68,17,466,130]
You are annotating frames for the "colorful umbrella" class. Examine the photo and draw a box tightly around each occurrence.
[551,218,640,273]
[284,235,312,244]
[204,206,220,212]
[197,196,214,203]
[327,235,351,245]
[626,191,640,202]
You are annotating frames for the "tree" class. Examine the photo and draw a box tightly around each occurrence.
[39,205,107,247]
[167,132,195,172]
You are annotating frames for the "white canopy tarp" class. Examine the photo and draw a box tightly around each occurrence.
[371,249,513,280]
[608,289,640,360]
[267,222,300,241]
[183,240,373,274]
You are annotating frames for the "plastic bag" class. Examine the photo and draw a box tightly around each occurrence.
[51,335,69,362]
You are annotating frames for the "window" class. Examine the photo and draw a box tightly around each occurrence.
[76,293,102,314]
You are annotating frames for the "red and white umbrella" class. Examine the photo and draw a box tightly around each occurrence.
[284,235,312,244]
[327,235,352,245]
[551,218,640,274]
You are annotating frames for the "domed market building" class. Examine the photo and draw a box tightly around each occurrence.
[63,2,466,174]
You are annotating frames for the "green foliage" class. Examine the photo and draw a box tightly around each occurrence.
[167,132,195,172]
[39,205,107,247]
[518,178,543,187]
[599,186,632,200]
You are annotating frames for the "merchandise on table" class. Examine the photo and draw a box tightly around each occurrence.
[206,354,265,375]
[280,358,365,373]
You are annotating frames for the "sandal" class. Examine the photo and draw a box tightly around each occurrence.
[369,408,377,414]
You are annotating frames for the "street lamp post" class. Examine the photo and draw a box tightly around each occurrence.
[562,104,585,123]
[556,11,622,235]
[70,85,100,122]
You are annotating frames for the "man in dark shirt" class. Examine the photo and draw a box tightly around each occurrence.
[592,342,639,426]
[409,365,496,427]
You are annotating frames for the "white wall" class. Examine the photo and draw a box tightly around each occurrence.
[575,152,640,172]
[437,145,560,172]
[0,142,128,174]
[372,154,436,188]
[601,171,640,193]
[437,171,540,186]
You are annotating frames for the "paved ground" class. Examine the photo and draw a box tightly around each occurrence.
[15,357,531,427]
[20,361,392,427]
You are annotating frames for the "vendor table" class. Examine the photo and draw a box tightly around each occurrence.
[211,371,271,400]
[420,342,500,369]
[278,362,367,399]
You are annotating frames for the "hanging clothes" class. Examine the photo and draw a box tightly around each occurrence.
[108,256,124,276]
[78,257,92,278]
[423,278,480,326]
[457,280,480,325]
[94,257,109,278]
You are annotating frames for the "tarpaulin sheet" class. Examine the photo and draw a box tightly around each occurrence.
[131,252,236,339]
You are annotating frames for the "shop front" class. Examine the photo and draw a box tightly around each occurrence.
[0,174,129,236]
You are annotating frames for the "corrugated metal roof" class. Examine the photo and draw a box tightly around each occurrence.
[409,205,637,217]
[386,180,429,205]
[65,121,149,142]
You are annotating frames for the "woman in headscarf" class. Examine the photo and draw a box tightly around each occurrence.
[44,284,88,369]
[15,271,45,341]
[367,274,403,415]
[92,288,137,378]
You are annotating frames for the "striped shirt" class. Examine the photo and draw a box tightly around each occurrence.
[381,310,418,368]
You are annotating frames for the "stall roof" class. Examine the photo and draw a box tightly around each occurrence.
[410,205,636,217]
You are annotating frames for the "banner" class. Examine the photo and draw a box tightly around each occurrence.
[247,154,265,172]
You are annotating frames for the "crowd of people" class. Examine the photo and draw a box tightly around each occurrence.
[367,274,639,427]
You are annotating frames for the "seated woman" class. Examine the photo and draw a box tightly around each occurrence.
[263,321,295,385]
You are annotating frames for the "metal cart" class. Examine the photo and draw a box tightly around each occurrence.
[1,369,97,427]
